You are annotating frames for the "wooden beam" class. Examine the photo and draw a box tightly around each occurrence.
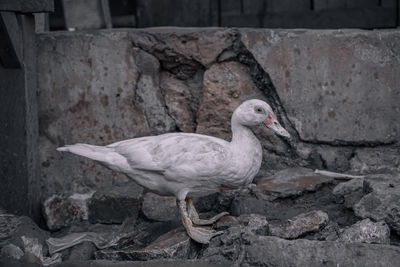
[0,12,22,68]
[100,0,112,28]
[0,0,54,13]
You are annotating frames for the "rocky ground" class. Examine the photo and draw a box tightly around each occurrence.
[1,167,400,266]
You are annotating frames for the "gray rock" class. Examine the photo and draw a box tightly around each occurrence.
[88,185,143,224]
[196,61,264,141]
[241,29,400,144]
[37,31,149,199]
[354,174,400,234]
[160,71,196,132]
[142,192,179,222]
[202,214,268,263]
[269,210,329,239]
[333,178,364,208]
[68,241,96,261]
[1,244,24,260]
[350,147,400,174]
[0,213,49,252]
[134,49,177,135]
[53,259,229,267]
[256,167,334,200]
[42,191,94,231]
[245,236,400,267]
[338,219,390,244]
[95,227,196,261]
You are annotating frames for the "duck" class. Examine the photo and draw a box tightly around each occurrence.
[57,99,291,244]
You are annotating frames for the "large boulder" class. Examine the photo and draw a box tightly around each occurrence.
[241,29,400,144]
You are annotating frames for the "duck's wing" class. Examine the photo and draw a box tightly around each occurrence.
[107,133,231,178]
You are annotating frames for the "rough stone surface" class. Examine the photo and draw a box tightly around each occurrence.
[241,29,400,144]
[141,192,179,222]
[196,61,264,140]
[244,236,400,267]
[256,167,334,200]
[338,219,390,244]
[350,147,400,174]
[68,241,96,261]
[202,214,268,263]
[88,185,143,224]
[133,48,176,135]
[160,72,196,132]
[53,259,228,267]
[333,178,364,208]
[37,31,148,198]
[0,213,49,256]
[269,210,329,239]
[42,191,94,231]
[1,244,24,260]
[354,174,400,234]
[37,28,400,205]
[95,227,196,261]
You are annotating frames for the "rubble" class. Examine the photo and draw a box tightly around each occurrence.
[354,174,400,235]
[269,210,329,239]
[338,219,390,244]
[95,227,197,261]
[333,178,364,208]
[42,191,94,231]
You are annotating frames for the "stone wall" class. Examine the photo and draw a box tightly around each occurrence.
[36,28,400,198]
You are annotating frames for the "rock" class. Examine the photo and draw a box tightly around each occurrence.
[241,29,400,144]
[213,216,239,230]
[42,191,94,231]
[37,30,149,199]
[202,214,268,263]
[68,241,96,261]
[1,244,24,260]
[131,28,236,70]
[350,147,400,174]
[196,61,264,140]
[338,219,390,244]
[316,146,352,172]
[142,192,179,222]
[256,167,334,200]
[133,48,177,135]
[353,174,400,234]
[245,236,400,267]
[52,259,228,267]
[95,227,196,261]
[0,213,49,252]
[88,185,143,224]
[269,210,329,239]
[305,221,340,241]
[160,72,196,132]
[333,178,364,208]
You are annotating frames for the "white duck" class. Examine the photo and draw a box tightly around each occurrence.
[57,99,290,244]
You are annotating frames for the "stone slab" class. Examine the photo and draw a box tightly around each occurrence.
[241,29,400,144]
[256,167,334,199]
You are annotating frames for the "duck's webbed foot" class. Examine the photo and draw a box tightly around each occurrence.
[177,199,223,244]
[186,198,229,226]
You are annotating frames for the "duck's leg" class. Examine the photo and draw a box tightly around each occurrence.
[186,198,229,226]
[177,198,223,244]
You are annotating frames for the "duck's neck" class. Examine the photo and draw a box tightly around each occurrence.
[230,114,260,147]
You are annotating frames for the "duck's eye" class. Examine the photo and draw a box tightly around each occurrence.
[255,107,264,113]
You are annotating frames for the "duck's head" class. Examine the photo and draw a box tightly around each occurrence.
[233,99,291,138]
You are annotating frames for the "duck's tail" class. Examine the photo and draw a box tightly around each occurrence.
[57,143,113,161]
